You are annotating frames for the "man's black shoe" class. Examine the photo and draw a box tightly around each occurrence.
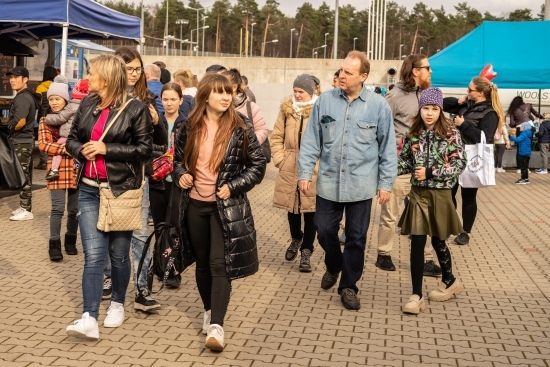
[285,237,302,261]
[423,260,442,277]
[454,232,470,245]
[340,288,360,310]
[321,271,339,290]
[375,254,396,271]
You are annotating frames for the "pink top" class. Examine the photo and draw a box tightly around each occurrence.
[83,108,109,180]
[190,122,218,202]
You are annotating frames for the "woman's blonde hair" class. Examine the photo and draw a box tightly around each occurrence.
[89,55,128,110]
[471,76,505,127]
[173,69,194,88]
[184,74,245,176]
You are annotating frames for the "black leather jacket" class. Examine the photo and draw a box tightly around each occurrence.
[173,114,266,280]
[66,95,153,197]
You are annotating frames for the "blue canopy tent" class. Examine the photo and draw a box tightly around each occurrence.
[0,0,140,75]
[429,21,550,89]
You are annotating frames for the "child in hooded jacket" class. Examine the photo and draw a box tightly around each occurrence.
[397,87,467,315]
[42,78,89,180]
[510,121,534,184]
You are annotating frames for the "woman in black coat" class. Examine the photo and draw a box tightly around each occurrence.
[443,76,504,245]
[173,73,266,352]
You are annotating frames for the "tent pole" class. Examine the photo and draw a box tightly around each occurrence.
[539,89,542,113]
[60,24,68,76]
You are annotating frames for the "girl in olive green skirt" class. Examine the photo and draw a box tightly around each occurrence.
[397,88,467,314]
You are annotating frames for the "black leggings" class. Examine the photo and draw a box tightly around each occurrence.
[287,212,316,251]
[185,198,231,326]
[411,235,455,297]
[451,184,478,233]
[494,144,506,168]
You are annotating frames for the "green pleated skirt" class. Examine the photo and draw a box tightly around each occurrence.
[398,185,463,239]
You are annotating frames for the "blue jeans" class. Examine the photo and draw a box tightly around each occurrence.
[79,183,132,320]
[314,195,372,294]
[104,179,150,294]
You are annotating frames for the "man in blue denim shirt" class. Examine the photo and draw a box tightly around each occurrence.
[298,51,397,310]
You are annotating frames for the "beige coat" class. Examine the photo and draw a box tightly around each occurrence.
[271,97,318,213]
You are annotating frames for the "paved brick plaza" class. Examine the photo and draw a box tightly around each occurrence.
[1,163,549,367]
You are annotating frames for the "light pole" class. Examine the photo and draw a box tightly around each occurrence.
[334,0,339,59]
[250,23,256,57]
[202,15,207,56]
[176,19,189,55]
[164,0,169,55]
[184,4,212,57]
[399,44,404,59]
[290,28,296,58]
[353,37,358,50]
[419,46,424,54]
[313,45,326,58]
[262,39,278,57]
[324,32,329,58]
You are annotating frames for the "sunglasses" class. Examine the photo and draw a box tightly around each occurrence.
[467,87,477,93]
[415,66,430,72]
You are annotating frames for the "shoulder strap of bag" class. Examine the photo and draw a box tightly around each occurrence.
[246,101,253,123]
[97,98,133,143]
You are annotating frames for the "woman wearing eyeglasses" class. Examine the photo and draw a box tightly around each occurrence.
[443,76,504,245]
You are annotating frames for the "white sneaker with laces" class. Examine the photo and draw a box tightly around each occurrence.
[11,207,24,216]
[205,324,224,352]
[66,312,99,340]
[104,301,125,328]
[10,209,33,221]
[202,310,211,335]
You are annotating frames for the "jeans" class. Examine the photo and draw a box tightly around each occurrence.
[539,143,549,170]
[185,198,231,326]
[49,189,78,241]
[79,183,132,320]
[315,195,372,294]
[378,175,433,260]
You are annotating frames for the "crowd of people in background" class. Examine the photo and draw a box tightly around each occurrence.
[2,47,549,352]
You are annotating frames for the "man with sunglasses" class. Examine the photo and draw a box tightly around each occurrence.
[376,54,443,277]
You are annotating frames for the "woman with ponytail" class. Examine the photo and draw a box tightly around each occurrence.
[443,76,503,245]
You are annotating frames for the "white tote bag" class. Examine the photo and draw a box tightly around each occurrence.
[459,131,496,188]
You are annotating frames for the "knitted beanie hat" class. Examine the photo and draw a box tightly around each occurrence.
[293,74,321,96]
[47,82,69,101]
[71,79,89,100]
[418,87,443,110]
[53,74,69,84]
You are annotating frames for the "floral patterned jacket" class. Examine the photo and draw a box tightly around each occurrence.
[398,128,467,189]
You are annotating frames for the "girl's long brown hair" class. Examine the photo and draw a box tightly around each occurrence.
[114,46,148,101]
[408,106,452,140]
[184,73,245,177]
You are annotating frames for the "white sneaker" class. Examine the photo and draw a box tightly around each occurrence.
[11,207,24,216]
[10,209,33,221]
[205,324,224,352]
[202,310,211,335]
[402,294,426,314]
[516,169,521,174]
[66,312,99,340]
[104,301,125,328]
[536,168,548,174]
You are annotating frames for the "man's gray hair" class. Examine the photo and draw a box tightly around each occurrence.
[145,64,161,80]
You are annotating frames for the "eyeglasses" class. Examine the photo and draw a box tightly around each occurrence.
[415,66,430,72]
[467,87,477,93]
[126,67,143,75]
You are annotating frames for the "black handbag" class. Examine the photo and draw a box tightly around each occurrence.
[136,185,183,294]
[0,125,28,190]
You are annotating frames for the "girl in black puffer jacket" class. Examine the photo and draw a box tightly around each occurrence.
[173,73,266,352]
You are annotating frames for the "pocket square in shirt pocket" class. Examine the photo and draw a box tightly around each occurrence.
[321,115,336,124]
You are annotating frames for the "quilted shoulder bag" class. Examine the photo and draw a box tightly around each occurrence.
[94,99,145,232]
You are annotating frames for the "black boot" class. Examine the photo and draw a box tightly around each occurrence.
[49,239,63,261]
[64,233,78,255]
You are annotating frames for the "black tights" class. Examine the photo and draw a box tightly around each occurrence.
[287,212,316,251]
[451,184,478,233]
[185,199,231,326]
[411,235,455,297]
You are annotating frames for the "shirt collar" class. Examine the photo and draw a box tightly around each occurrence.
[339,86,367,102]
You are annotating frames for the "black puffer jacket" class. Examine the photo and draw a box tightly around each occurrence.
[173,114,266,280]
[66,95,153,197]
[443,98,498,144]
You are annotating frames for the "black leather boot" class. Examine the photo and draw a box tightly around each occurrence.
[64,233,78,255]
[49,239,63,261]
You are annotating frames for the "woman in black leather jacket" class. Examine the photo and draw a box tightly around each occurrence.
[443,76,504,246]
[65,54,152,340]
[173,73,266,352]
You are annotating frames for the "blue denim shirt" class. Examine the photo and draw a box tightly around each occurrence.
[298,87,397,202]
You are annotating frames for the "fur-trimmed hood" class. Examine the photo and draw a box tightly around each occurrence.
[280,96,314,119]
